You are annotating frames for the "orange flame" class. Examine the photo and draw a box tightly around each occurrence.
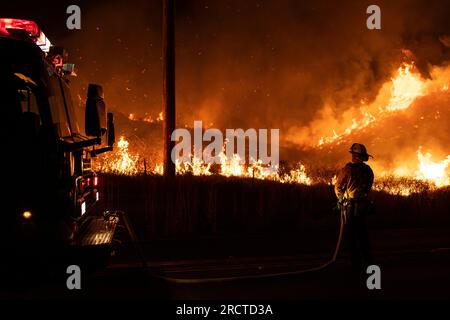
[94,137,312,185]
[94,136,140,175]
[93,137,449,196]
[95,61,449,196]
[319,63,424,146]
[375,147,450,195]
[128,111,164,123]
[386,64,424,111]
[415,148,450,187]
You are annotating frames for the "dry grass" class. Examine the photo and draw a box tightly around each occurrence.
[98,174,450,239]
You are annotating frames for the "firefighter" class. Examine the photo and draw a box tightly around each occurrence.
[335,143,374,272]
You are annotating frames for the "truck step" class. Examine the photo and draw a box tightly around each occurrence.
[76,215,119,246]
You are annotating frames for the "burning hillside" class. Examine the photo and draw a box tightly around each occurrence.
[93,59,450,196]
[315,63,425,146]
[305,61,450,192]
[52,0,449,197]
[94,135,312,185]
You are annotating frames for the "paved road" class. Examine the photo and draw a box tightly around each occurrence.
[2,227,450,300]
[90,247,450,300]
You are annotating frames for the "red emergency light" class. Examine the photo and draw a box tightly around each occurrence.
[0,18,52,52]
[0,18,39,37]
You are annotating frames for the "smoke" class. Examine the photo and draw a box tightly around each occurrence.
[44,0,450,166]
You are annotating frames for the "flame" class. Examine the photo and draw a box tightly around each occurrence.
[331,174,337,186]
[318,111,376,146]
[143,111,164,123]
[154,163,164,175]
[94,61,448,196]
[279,165,312,185]
[93,137,450,196]
[372,177,426,197]
[94,136,140,175]
[94,137,312,185]
[376,147,450,195]
[128,111,164,123]
[218,152,245,177]
[415,148,450,187]
[318,63,424,146]
[386,64,424,111]
[175,157,212,176]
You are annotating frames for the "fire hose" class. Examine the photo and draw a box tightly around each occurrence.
[116,210,346,284]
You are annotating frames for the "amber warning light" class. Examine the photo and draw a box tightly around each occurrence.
[22,211,32,219]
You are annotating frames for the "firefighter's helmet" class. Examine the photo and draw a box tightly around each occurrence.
[349,143,372,161]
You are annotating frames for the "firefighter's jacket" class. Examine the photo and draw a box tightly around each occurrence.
[335,162,374,201]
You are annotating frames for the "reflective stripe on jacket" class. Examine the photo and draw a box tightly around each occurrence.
[335,162,374,200]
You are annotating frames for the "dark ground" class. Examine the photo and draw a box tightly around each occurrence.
[2,226,450,301]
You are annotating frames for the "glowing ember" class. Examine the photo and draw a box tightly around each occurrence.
[128,111,164,123]
[331,175,337,186]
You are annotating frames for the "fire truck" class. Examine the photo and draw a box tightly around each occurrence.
[0,18,119,270]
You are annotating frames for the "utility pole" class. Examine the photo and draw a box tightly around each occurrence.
[162,0,176,177]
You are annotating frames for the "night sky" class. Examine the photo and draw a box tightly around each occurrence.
[2,1,450,158]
